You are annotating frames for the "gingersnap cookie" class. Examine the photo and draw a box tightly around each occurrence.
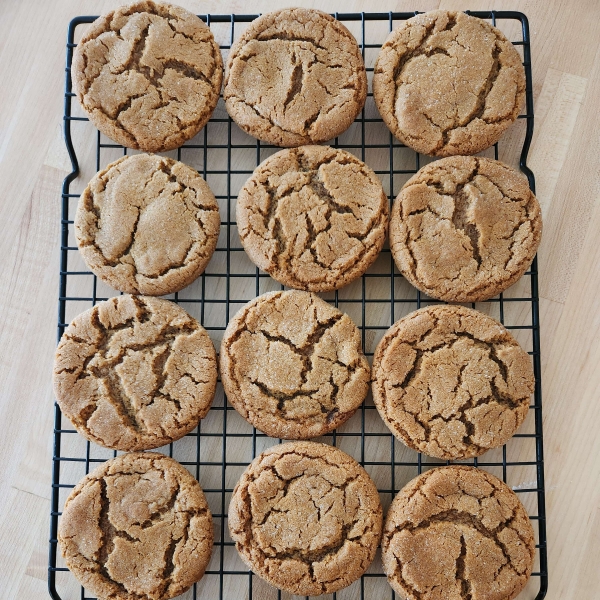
[382,466,535,600]
[372,305,534,460]
[373,10,526,156]
[224,8,367,146]
[71,1,223,152]
[58,452,213,600]
[53,295,217,451]
[220,290,370,439]
[390,156,542,302]
[229,441,382,595]
[237,145,388,292]
[75,153,220,296]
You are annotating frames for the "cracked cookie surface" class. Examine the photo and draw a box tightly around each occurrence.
[237,145,388,292]
[373,10,526,156]
[229,441,382,595]
[220,291,370,439]
[72,1,223,152]
[58,452,213,600]
[372,305,534,460]
[75,153,220,296]
[382,466,535,600]
[389,156,542,302]
[53,295,217,451]
[224,8,367,146]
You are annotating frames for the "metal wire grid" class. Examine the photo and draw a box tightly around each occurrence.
[49,11,548,600]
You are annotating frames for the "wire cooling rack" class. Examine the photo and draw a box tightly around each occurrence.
[49,11,547,600]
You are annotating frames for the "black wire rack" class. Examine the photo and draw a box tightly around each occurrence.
[49,11,547,600]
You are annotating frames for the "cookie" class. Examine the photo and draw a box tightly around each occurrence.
[237,145,388,292]
[220,290,370,439]
[58,452,213,600]
[229,441,382,595]
[71,1,223,152]
[53,295,217,451]
[382,466,535,600]
[224,8,367,146]
[373,10,526,156]
[389,156,542,302]
[75,153,220,296]
[372,305,534,460]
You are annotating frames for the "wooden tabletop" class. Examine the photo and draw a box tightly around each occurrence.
[1,1,599,598]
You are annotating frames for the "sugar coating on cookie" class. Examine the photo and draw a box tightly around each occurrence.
[382,466,535,600]
[229,441,382,595]
[389,156,542,302]
[72,1,223,152]
[372,305,534,460]
[373,10,526,156]
[75,153,220,296]
[237,145,388,292]
[224,8,367,146]
[220,291,371,439]
[53,295,217,451]
[58,452,213,600]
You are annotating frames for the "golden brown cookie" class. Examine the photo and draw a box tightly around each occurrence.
[53,295,217,451]
[372,305,534,460]
[389,156,542,302]
[229,441,382,595]
[220,290,370,439]
[58,452,213,600]
[75,153,220,296]
[224,8,367,146]
[382,466,535,600]
[71,1,223,152]
[373,10,526,156]
[237,145,388,292]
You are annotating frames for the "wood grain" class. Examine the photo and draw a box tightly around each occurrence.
[0,1,598,599]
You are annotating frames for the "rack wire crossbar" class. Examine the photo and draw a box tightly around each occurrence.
[50,11,547,600]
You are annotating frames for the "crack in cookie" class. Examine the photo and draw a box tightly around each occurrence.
[237,145,389,292]
[75,153,220,296]
[53,295,217,451]
[389,156,542,302]
[372,305,534,460]
[391,14,457,90]
[382,466,535,600]
[374,10,526,156]
[71,1,223,152]
[228,442,382,596]
[58,452,213,600]
[220,290,370,439]
[224,8,367,146]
